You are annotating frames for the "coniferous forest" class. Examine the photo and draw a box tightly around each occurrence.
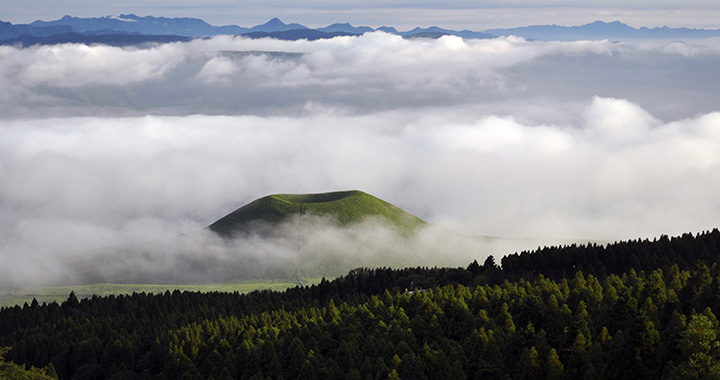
[1,229,720,379]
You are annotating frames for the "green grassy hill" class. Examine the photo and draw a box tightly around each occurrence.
[209,190,426,237]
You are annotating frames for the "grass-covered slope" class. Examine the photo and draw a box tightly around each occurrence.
[209,190,426,237]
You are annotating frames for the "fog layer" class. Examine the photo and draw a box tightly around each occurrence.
[2,34,719,120]
[1,33,718,286]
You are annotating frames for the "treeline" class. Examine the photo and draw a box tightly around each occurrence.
[500,230,720,282]
[307,229,720,295]
[0,229,718,379]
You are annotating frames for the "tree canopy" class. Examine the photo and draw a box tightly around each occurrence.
[1,229,719,379]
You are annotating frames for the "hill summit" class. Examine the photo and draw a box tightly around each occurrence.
[209,190,426,237]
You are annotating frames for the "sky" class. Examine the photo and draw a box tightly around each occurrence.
[3,0,720,30]
[1,5,720,286]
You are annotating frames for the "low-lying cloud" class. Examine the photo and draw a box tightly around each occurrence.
[1,97,719,286]
[1,33,719,287]
[1,34,718,119]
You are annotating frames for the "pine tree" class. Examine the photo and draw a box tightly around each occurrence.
[677,315,720,380]
[546,348,564,380]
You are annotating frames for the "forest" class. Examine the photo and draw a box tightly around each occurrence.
[1,229,719,379]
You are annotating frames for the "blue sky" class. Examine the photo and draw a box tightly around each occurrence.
[3,0,720,29]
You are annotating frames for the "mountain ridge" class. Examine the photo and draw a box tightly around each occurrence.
[4,16,719,44]
[28,14,247,36]
[486,19,720,40]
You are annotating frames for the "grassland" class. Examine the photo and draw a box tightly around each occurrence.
[0,279,322,308]
[210,190,426,236]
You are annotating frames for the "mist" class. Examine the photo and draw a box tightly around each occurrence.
[1,34,719,120]
[1,33,719,287]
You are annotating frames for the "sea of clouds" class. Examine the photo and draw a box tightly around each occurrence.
[1,33,719,286]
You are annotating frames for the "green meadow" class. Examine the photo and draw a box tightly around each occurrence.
[210,190,426,236]
[0,279,322,308]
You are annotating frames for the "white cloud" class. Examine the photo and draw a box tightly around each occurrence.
[582,96,659,143]
[2,33,716,122]
[10,43,185,87]
[1,32,719,286]
[1,97,719,286]
[196,56,238,83]
[0,34,611,90]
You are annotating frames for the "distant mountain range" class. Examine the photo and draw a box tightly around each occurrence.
[1,15,719,46]
[486,20,720,41]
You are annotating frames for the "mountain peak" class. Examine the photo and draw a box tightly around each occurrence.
[317,22,372,34]
[249,18,308,32]
[582,20,632,29]
[376,26,399,34]
[265,17,284,25]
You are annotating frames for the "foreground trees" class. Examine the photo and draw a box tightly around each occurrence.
[0,229,719,379]
[0,347,57,379]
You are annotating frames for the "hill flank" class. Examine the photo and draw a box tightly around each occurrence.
[209,190,426,237]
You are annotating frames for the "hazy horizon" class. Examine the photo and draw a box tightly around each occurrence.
[3,2,720,31]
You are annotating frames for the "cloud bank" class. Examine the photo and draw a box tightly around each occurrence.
[1,34,719,120]
[1,98,719,286]
[1,33,719,287]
